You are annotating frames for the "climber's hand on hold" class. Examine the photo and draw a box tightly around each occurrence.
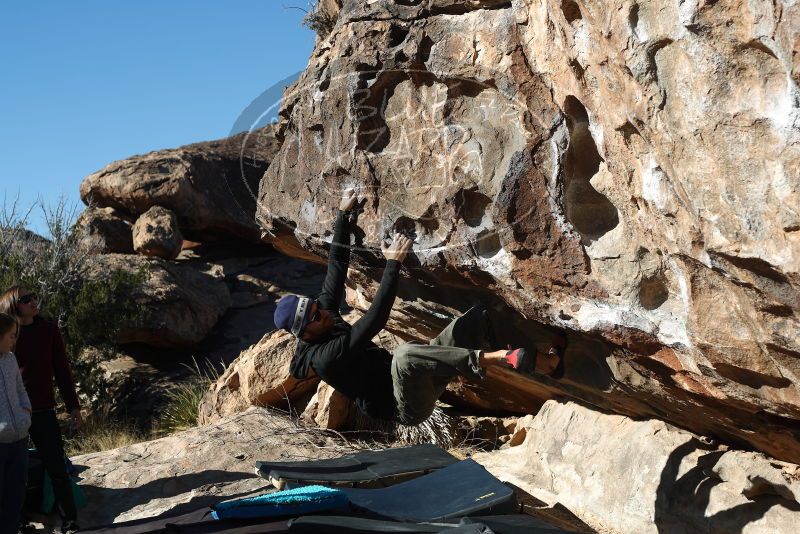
[381,233,413,263]
[339,188,358,212]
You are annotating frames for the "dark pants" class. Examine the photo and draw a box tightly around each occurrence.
[29,409,77,522]
[391,306,489,426]
[0,437,29,534]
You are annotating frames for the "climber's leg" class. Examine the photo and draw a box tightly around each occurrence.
[428,305,492,350]
[429,305,564,376]
[391,342,483,426]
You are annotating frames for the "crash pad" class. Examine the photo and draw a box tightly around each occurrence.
[288,514,577,533]
[342,459,517,522]
[211,485,349,520]
[81,507,291,534]
[256,444,457,488]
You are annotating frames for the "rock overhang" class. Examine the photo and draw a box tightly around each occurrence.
[253,0,800,462]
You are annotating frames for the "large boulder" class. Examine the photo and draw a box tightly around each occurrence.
[80,125,281,243]
[475,400,800,534]
[132,206,184,259]
[198,330,319,424]
[254,0,800,462]
[73,408,355,526]
[75,206,134,254]
[86,254,231,348]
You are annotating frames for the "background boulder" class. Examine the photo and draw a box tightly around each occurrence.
[76,206,134,254]
[80,125,280,244]
[198,330,319,424]
[86,254,231,348]
[300,381,355,430]
[132,206,184,260]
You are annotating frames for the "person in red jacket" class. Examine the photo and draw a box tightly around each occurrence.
[0,286,81,534]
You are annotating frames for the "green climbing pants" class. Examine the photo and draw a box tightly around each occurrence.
[391,306,487,426]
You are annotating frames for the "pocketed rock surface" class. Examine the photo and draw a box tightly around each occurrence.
[253,0,800,463]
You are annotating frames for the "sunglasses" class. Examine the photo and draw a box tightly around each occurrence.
[18,293,38,304]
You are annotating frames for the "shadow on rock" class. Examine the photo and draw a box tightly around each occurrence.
[654,440,800,533]
[77,469,264,527]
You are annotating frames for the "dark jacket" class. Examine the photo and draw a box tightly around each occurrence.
[15,317,81,412]
[289,211,400,420]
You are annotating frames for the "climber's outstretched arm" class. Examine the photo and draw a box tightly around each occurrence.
[348,234,412,350]
[318,189,358,311]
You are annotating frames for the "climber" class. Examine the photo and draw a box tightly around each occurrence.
[274,189,565,426]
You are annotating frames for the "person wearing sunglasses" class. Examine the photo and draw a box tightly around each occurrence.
[0,287,81,534]
[273,190,557,426]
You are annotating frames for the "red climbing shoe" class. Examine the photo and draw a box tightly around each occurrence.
[505,336,566,379]
[505,347,535,374]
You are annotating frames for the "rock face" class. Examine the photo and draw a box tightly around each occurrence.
[95,352,172,423]
[86,254,231,348]
[80,125,280,243]
[76,207,134,254]
[73,408,355,526]
[475,400,800,534]
[75,236,327,425]
[254,0,800,462]
[301,381,355,430]
[198,330,320,424]
[132,206,184,259]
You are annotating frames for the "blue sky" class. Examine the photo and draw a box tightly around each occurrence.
[0,1,316,234]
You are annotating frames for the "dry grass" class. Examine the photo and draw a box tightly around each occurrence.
[65,361,221,455]
[303,1,336,39]
[446,442,487,460]
[64,411,148,456]
[394,408,455,449]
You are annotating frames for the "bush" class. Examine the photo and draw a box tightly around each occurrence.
[0,196,146,406]
[158,361,219,434]
[303,1,336,39]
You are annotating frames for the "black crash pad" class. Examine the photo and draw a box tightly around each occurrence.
[289,515,444,533]
[257,444,457,488]
[83,459,515,533]
[288,514,578,533]
[342,459,517,522]
[81,507,290,534]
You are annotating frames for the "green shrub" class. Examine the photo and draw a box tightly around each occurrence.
[61,269,147,402]
[0,196,146,406]
[158,361,218,434]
